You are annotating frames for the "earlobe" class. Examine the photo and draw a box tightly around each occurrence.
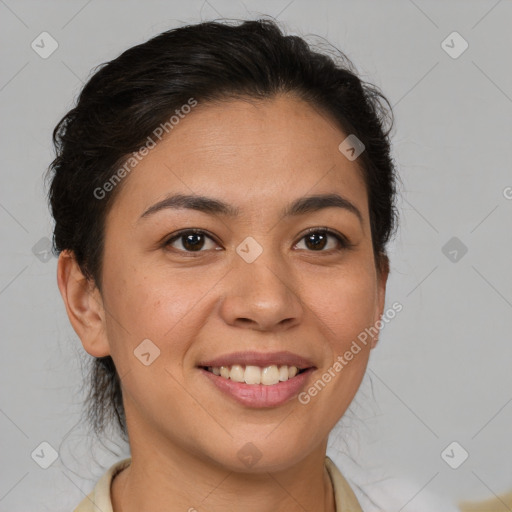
[57,250,111,358]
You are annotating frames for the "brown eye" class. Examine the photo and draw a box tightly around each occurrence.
[165,230,219,253]
[295,228,351,252]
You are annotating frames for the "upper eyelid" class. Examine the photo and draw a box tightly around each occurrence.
[165,229,218,245]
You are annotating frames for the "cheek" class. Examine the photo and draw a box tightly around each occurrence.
[100,258,216,357]
[304,266,377,350]
[293,269,377,437]
[99,263,205,405]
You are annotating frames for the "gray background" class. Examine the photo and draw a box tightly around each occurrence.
[1,1,511,510]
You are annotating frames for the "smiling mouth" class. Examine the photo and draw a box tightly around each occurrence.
[200,364,309,386]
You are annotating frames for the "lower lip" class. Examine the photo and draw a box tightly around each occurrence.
[199,367,315,408]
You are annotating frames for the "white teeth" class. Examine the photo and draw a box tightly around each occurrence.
[244,365,261,384]
[207,364,302,385]
[261,365,280,385]
[230,364,245,383]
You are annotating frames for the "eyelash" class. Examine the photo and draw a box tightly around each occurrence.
[163,227,354,255]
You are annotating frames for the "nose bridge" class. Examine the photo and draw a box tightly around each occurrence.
[219,238,303,330]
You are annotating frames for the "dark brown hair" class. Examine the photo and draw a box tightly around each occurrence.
[47,18,399,440]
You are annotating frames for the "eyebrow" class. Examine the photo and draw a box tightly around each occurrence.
[140,192,363,225]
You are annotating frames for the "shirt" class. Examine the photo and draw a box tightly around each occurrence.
[73,456,364,511]
[458,490,512,511]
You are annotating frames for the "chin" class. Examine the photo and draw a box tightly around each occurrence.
[203,433,318,474]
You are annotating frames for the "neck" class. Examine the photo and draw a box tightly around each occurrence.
[111,436,336,512]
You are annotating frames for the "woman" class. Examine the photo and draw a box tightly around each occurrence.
[48,18,398,511]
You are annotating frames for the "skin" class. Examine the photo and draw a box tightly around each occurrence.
[58,94,388,512]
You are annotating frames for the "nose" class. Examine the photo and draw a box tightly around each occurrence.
[218,253,304,332]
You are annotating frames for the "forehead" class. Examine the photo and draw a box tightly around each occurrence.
[111,94,368,222]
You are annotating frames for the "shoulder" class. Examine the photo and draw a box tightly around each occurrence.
[73,458,132,512]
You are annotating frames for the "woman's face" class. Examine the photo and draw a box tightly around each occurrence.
[84,94,387,471]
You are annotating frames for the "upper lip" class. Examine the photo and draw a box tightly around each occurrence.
[197,351,315,369]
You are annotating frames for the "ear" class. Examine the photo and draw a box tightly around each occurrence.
[370,254,390,349]
[57,250,111,358]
